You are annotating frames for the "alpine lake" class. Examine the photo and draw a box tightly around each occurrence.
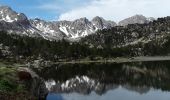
[31,60,170,100]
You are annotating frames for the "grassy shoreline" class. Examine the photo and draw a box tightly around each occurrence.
[0,61,36,100]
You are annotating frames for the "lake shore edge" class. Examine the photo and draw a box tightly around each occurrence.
[54,56,170,64]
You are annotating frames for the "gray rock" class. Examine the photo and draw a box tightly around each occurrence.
[92,16,117,29]
[118,14,154,26]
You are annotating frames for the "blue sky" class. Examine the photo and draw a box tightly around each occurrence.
[0,0,170,22]
[0,0,91,21]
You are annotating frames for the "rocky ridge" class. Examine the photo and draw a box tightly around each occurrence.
[0,6,154,41]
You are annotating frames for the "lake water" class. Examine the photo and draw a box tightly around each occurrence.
[32,61,170,100]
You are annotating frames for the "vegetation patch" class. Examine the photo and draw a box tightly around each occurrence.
[0,61,36,100]
[0,63,25,92]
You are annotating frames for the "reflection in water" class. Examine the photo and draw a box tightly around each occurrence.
[47,93,63,100]
[46,87,170,100]
[32,61,170,100]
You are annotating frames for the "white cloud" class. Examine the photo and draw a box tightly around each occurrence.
[58,0,170,22]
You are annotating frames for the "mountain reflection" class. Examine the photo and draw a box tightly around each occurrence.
[32,61,170,95]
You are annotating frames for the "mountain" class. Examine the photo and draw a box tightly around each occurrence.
[0,6,41,37]
[0,6,155,41]
[1,6,170,60]
[1,17,170,61]
[0,6,27,22]
[0,6,118,40]
[30,17,117,40]
[118,14,155,26]
[91,16,117,29]
[81,16,170,56]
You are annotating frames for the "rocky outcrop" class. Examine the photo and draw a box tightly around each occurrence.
[17,67,48,100]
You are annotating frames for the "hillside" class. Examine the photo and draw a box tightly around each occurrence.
[0,17,170,62]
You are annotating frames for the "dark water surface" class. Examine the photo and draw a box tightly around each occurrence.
[32,61,170,100]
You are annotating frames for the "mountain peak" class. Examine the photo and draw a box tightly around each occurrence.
[130,14,147,20]
[0,6,27,22]
[118,14,151,26]
[75,17,89,24]
[133,14,145,17]
[92,16,116,29]
[92,16,105,23]
[92,16,104,20]
[0,6,12,10]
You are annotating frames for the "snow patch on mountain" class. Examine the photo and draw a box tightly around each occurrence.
[59,26,70,36]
